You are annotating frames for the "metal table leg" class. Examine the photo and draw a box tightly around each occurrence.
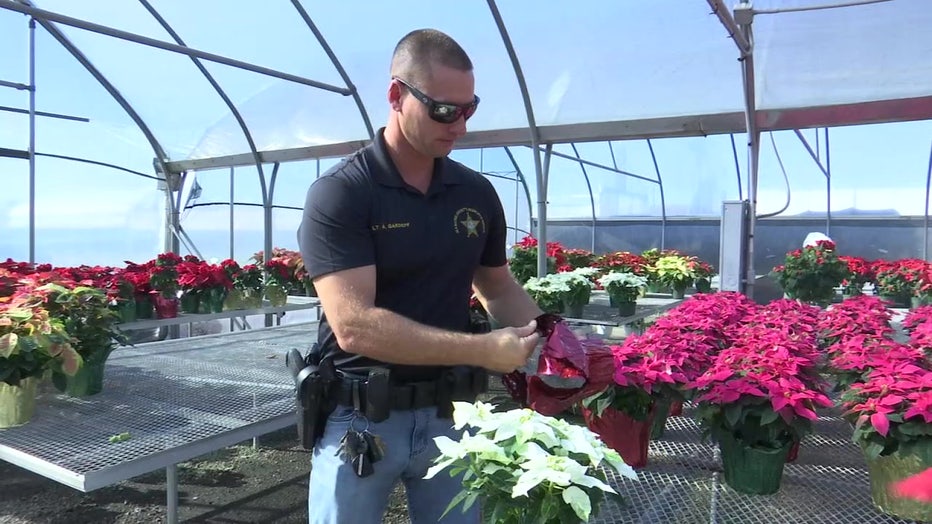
[166,464,179,524]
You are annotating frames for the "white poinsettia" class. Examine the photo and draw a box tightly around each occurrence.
[425,401,638,523]
[598,270,648,290]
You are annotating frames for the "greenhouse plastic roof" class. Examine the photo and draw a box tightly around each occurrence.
[2,0,931,171]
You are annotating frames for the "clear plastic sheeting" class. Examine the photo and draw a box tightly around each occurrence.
[752,0,932,111]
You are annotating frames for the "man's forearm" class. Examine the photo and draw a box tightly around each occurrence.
[484,281,543,328]
[338,307,491,367]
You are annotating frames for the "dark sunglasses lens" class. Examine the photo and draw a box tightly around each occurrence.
[431,104,462,124]
[430,103,477,124]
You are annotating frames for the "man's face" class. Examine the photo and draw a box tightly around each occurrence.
[395,65,476,159]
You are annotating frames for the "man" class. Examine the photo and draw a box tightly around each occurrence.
[297,29,544,523]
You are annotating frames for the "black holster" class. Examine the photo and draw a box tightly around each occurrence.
[286,344,338,450]
[435,366,489,419]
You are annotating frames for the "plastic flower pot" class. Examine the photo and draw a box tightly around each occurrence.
[115,298,136,323]
[616,300,637,317]
[56,348,112,397]
[581,406,653,468]
[180,291,200,314]
[864,441,932,522]
[718,433,792,495]
[134,293,154,319]
[670,285,687,299]
[205,288,226,313]
[0,377,38,428]
[694,278,712,294]
[152,293,179,319]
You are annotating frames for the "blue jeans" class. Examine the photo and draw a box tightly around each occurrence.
[308,405,480,524]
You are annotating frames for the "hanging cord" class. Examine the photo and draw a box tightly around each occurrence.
[757,132,791,219]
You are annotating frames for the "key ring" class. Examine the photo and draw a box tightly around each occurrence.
[350,380,370,433]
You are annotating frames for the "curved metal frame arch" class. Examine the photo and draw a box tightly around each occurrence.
[486,0,547,277]
[569,144,597,252]
[137,0,276,270]
[503,146,536,246]
[19,1,178,254]
[290,0,374,141]
[645,139,668,250]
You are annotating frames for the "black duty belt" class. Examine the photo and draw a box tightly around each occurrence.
[334,379,440,410]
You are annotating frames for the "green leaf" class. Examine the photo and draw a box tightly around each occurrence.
[462,491,478,512]
[562,485,592,522]
[439,490,469,520]
[724,403,743,429]
[863,440,885,460]
[759,408,779,426]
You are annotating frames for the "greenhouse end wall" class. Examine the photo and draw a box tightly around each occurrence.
[544,217,932,276]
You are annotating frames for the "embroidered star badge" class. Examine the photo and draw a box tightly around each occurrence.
[460,212,480,237]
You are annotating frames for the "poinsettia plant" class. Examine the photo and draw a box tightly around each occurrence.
[592,251,648,277]
[597,271,648,303]
[0,286,82,386]
[838,255,874,296]
[771,240,847,305]
[816,294,894,349]
[688,301,833,449]
[841,361,932,459]
[826,336,926,392]
[425,400,637,524]
[508,236,567,285]
[873,258,928,298]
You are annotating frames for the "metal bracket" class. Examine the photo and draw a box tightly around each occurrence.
[734,3,754,25]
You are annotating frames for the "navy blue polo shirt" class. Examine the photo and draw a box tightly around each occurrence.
[297,128,507,382]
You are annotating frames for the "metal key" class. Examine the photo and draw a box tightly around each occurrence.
[352,432,373,477]
[338,429,362,463]
[362,431,385,464]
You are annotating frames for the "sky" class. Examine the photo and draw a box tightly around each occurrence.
[0,0,930,267]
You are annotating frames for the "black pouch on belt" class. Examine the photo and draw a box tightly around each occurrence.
[364,368,391,423]
[436,366,486,419]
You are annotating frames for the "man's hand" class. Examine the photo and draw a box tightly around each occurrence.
[482,320,540,374]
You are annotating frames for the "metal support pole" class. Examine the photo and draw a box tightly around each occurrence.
[737,7,759,299]
[924,142,932,261]
[263,163,280,327]
[825,128,832,236]
[28,17,36,263]
[229,167,235,260]
[166,464,179,524]
[539,145,552,277]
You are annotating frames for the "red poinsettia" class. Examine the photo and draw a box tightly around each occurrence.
[593,251,649,276]
[873,258,928,297]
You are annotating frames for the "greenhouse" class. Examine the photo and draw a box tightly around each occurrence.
[1,0,932,523]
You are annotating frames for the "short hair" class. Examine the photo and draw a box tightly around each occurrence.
[390,29,473,86]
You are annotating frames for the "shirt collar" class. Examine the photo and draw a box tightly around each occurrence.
[368,128,466,192]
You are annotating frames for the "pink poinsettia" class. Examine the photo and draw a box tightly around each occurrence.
[842,361,932,457]
[817,295,894,348]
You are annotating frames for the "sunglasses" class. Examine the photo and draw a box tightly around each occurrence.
[394,77,480,124]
